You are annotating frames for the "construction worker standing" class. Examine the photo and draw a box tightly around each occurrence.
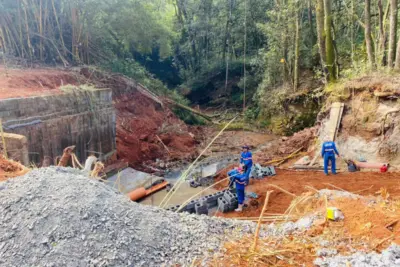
[240,145,253,176]
[321,138,340,175]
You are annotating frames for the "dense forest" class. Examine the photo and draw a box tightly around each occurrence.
[1,0,400,133]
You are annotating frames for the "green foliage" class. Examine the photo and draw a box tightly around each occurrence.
[104,58,188,104]
[172,108,207,125]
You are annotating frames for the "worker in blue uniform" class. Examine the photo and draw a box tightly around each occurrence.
[240,145,253,175]
[227,167,240,189]
[321,138,340,175]
[233,167,248,212]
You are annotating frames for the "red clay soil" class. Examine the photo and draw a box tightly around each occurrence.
[0,65,202,170]
[0,156,29,181]
[0,66,79,99]
[253,127,318,164]
[216,169,400,218]
[115,89,201,170]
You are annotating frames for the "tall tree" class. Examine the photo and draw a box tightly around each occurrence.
[316,0,326,67]
[324,0,336,81]
[377,0,385,66]
[364,0,375,69]
[294,4,300,91]
[388,0,397,67]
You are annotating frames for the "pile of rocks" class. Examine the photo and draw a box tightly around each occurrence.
[0,167,256,266]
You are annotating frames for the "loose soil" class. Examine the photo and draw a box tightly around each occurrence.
[216,169,400,218]
[0,156,29,181]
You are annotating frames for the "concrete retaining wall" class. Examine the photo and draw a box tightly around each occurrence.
[0,89,116,165]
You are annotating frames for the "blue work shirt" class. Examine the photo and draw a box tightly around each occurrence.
[234,173,247,190]
[240,151,253,167]
[228,169,240,184]
[321,141,339,157]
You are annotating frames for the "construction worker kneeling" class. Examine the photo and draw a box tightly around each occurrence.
[233,167,249,212]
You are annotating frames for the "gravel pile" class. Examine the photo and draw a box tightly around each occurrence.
[0,167,257,267]
[314,244,400,267]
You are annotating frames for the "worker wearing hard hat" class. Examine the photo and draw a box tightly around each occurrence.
[321,138,340,175]
[240,145,253,175]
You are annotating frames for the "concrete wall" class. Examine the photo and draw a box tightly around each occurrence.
[0,89,116,165]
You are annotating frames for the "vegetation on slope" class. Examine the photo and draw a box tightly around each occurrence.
[1,0,400,131]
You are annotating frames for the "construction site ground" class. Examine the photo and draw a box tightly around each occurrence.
[2,65,400,266]
[216,169,400,217]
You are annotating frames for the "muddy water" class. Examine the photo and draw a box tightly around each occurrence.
[107,156,238,207]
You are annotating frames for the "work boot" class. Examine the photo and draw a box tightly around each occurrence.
[235,204,243,212]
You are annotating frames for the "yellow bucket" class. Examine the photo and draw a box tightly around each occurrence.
[326,207,341,221]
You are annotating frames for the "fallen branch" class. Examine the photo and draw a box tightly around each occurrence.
[268,184,297,198]
[165,99,214,122]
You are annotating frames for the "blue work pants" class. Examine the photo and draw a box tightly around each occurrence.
[236,187,245,205]
[324,154,336,175]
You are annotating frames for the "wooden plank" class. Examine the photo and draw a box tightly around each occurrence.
[308,102,344,166]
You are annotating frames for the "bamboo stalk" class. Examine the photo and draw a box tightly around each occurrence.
[264,147,304,165]
[0,119,8,159]
[252,190,273,251]
[323,183,347,192]
[156,135,171,155]
[160,115,238,208]
[268,184,296,197]
[51,0,66,55]
[22,0,33,59]
[304,185,320,193]
[17,0,25,57]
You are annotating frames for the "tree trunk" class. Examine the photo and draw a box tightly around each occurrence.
[294,10,300,91]
[316,0,326,66]
[308,0,315,47]
[388,0,397,68]
[378,0,385,66]
[39,0,43,61]
[365,0,376,69]
[224,0,233,92]
[394,39,400,69]
[324,0,336,81]
[350,0,354,66]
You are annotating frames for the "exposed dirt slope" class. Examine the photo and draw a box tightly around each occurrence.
[0,65,201,169]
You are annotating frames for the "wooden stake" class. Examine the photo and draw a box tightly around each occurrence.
[156,135,171,155]
[252,190,273,251]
